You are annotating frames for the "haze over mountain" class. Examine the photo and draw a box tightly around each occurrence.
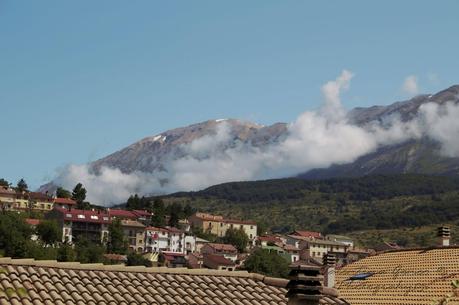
[41,72,459,205]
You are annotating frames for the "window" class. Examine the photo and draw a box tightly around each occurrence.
[103,217,109,221]
[90,215,98,220]
[66,213,72,218]
[250,225,253,229]
[77,215,85,219]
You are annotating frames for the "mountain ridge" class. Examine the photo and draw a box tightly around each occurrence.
[40,84,459,199]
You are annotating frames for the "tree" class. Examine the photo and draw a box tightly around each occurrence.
[222,228,249,252]
[16,179,28,193]
[151,198,166,227]
[244,248,290,278]
[126,252,152,267]
[167,202,183,228]
[72,183,88,209]
[0,213,32,258]
[0,178,9,187]
[57,242,76,262]
[75,237,104,263]
[36,220,60,246]
[126,194,141,210]
[56,187,72,199]
[183,203,196,218]
[107,219,127,254]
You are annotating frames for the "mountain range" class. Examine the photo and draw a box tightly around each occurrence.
[40,84,459,198]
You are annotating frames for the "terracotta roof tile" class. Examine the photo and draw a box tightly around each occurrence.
[53,198,76,205]
[0,257,346,305]
[336,246,459,305]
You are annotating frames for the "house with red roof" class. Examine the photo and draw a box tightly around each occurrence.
[203,253,236,271]
[47,207,111,244]
[201,243,238,262]
[53,197,76,209]
[291,230,322,239]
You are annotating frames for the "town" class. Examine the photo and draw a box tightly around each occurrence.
[0,181,371,271]
[2,179,459,305]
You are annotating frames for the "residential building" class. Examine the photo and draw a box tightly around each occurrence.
[188,212,258,245]
[283,244,300,263]
[53,197,76,209]
[287,235,347,260]
[201,243,238,262]
[144,226,185,253]
[325,234,354,247]
[257,235,284,247]
[203,253,236,271]
[0,186,16,211]
[184,234,196,253]
[108,208,152,225]
[187,252,203,269]
[160,252,187,268]
[25,218,40,241]
[120,219,145,253]
[47,207,110,244]
[0,187,56,212]
[195,237,210,253]
[290,230,322,239]
[28,192,54,211]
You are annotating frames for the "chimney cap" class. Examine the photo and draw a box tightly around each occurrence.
[437,226,451,237]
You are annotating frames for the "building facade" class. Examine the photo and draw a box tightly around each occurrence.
[189,212,257,245]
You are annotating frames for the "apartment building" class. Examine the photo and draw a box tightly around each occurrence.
[144,226,189,254]
[120,219,145,253]
[47,207,110,244]
[188,212,257,245]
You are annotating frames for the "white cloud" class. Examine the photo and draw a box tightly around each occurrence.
[402,75,419,95]
[52,71,459,205]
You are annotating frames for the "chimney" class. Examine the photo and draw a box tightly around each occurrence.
[323,253,336,288]
[437,226,451,247]
[286,264,324,305]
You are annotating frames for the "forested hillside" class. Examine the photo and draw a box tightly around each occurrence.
[155,175,459,247]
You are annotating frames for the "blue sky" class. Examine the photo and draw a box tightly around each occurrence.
[1,1,459,189]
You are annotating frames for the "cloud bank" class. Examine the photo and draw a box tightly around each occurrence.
[52,71,459,205]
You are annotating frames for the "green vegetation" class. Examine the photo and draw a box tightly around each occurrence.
[0,178,9,187]
[244,248,290,278]
[126,252,152,267]
[16,178,28,193]
[56,187,72,198]
[222,228,249,252]
[36,220,60,246]
[157,174,459,247]
[107,219,127,254]
[72,183,90,209]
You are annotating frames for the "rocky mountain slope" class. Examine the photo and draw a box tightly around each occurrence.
[40,85,459,196]
[301,85,459,179]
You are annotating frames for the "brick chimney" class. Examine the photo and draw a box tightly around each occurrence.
[323,253,336,288]
[286,264,324,305]
[437,226,451,247]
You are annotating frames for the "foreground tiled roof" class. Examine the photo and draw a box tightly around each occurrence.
[336,246,459,305]
[0,257,348,305]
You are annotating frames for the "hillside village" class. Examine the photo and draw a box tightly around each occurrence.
[2,180,459,304]
[1,182,372,271]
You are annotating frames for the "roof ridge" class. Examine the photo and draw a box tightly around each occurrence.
[380,244,459,254]
[0,257,286,286]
